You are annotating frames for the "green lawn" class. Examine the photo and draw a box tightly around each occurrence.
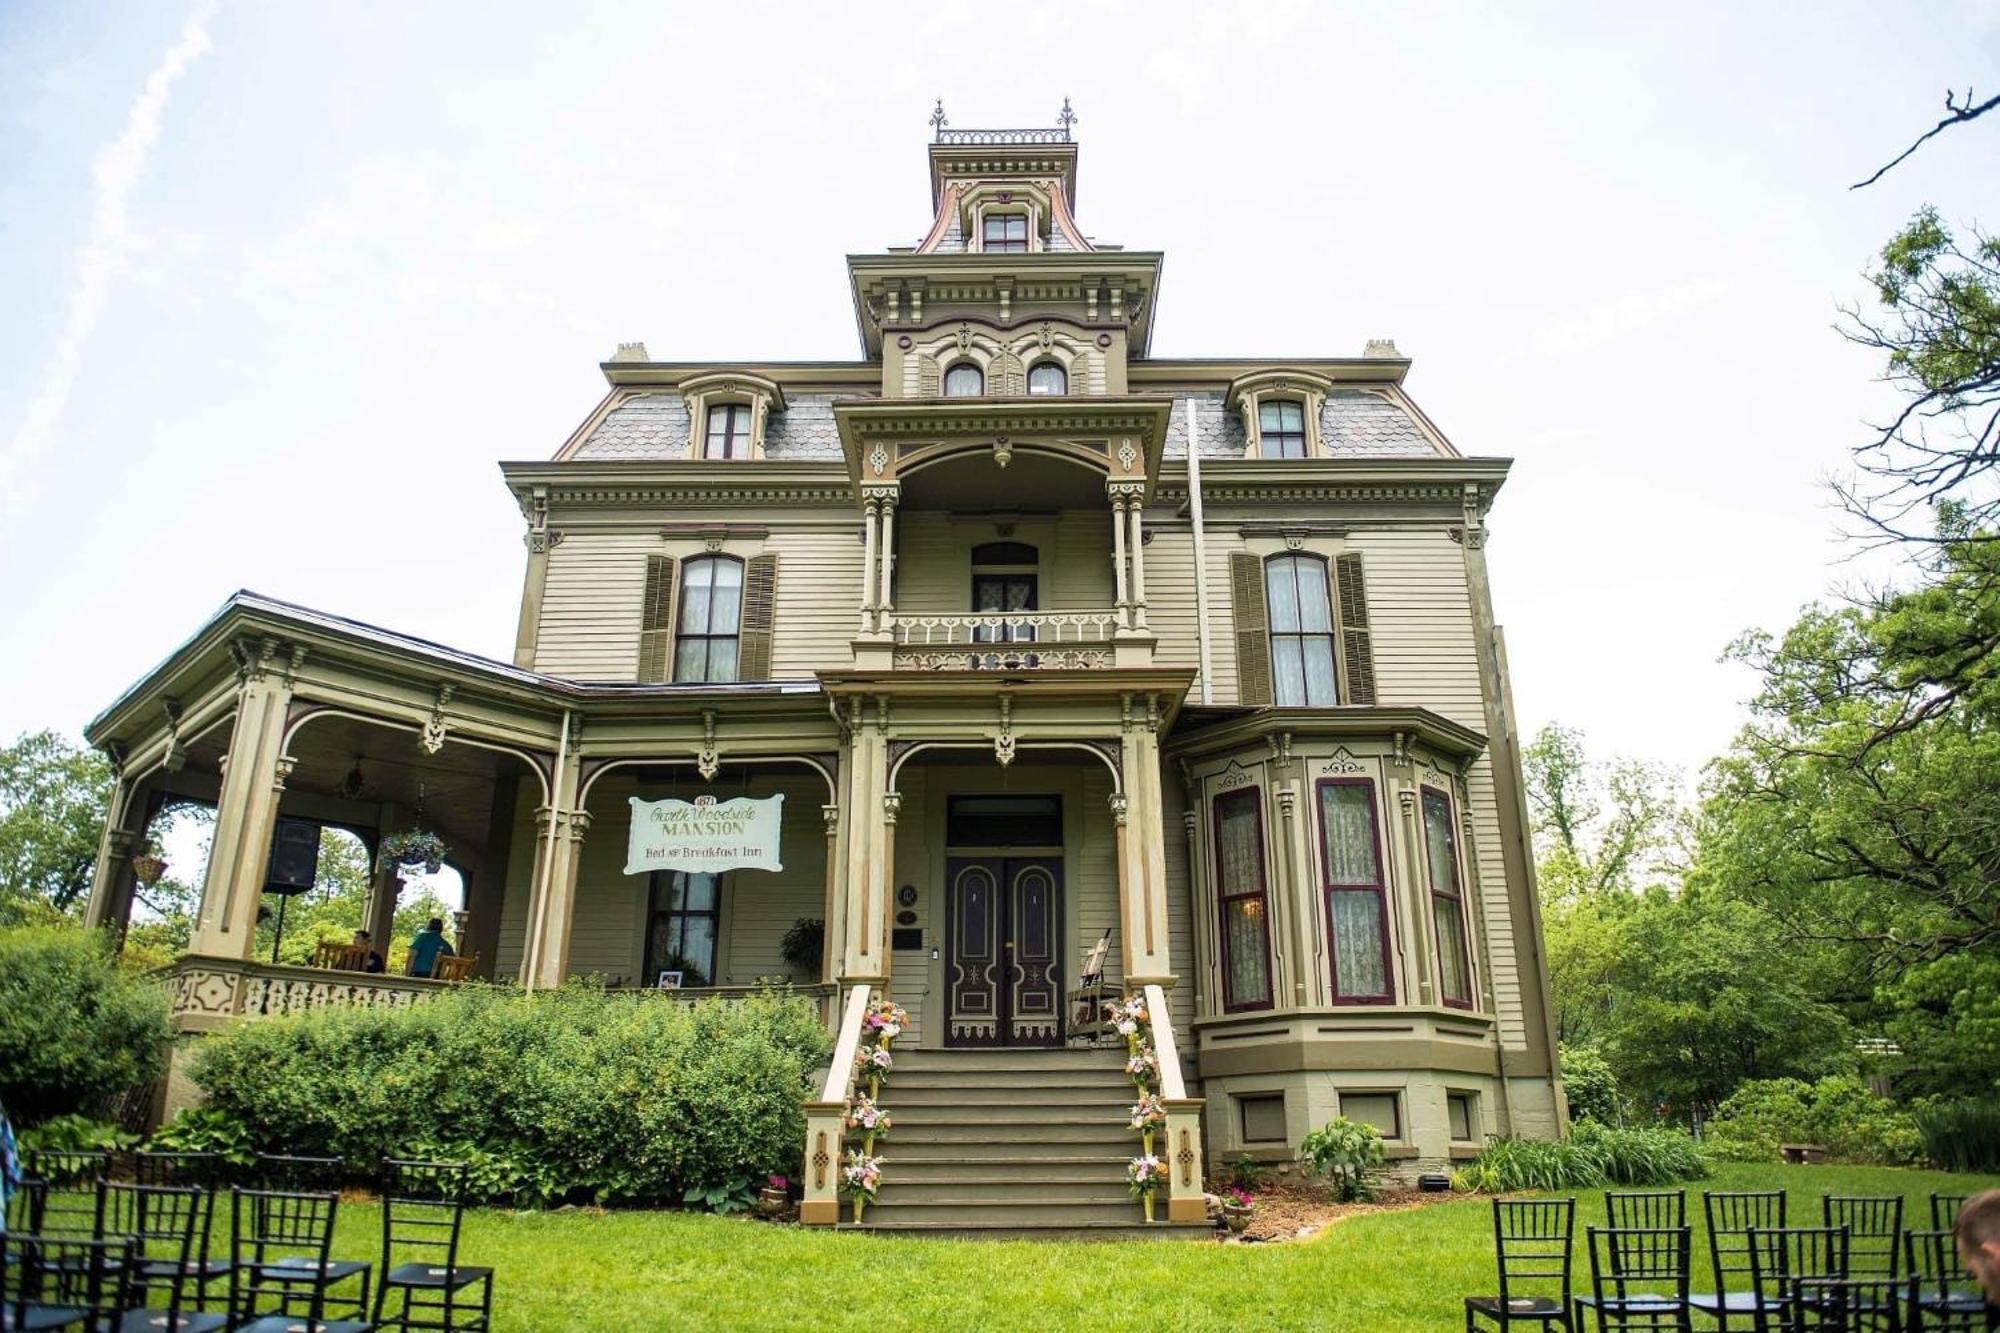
[301,1163,1995,1331]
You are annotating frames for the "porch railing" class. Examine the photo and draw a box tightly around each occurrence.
[165,956,460,1032]
[889,610,1119,671]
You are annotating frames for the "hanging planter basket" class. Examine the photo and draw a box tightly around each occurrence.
[130,852,168,886]
[376,830,450,876]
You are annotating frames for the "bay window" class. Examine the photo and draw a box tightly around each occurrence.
[1214,788,1274,1011]
[1421,787,1474,1008]
[1317,779,1393,1002]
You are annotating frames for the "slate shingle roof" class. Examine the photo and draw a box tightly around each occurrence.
[570,392,852,461]
[1160,390,1440,459]
[763,394,845,459]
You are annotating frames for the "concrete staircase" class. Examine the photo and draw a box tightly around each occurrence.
[843,1047,1209,1240]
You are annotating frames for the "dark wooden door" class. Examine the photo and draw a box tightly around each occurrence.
[945,857,1063,1047]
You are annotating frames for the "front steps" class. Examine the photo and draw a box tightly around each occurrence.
[841,1047,1209,1241]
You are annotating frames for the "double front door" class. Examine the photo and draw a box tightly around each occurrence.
[944,857,1063,1047]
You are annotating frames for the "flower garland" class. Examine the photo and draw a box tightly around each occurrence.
[841,997,907,1223]
[1111,993,1167,1221]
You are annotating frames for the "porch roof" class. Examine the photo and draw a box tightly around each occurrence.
[85,590,823,747]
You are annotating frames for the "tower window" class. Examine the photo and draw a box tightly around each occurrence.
[1259,400,1307,458]
[705,403,752,459]
[982,215,1028,252]
[1027,362,1067,396]
[943,363,984,397]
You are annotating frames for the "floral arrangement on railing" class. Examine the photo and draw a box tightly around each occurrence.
[841,997,907,1223]
[1111,992,1167,1222]
[376,829,450,876]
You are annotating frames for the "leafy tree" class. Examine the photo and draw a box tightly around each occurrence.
[0,730,112,919]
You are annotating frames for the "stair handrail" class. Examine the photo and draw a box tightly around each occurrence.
[800,982,873,1225]
[1143,983,1207,1225]
[822,982,873,1102]
[1142,983,1187,1101]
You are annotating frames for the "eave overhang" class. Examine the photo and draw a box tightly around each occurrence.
[500,460,856,516]
[928,141,1079,211]
[86,592,830,753]
[1154,456,1512,514]
[845,252,1164,358]
[1129,357,1411,387]
[1164,704,1488,761]
[831,396,1174,502]
[598,361,880,390]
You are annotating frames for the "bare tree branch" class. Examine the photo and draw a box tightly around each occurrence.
[1852,86,2000,189]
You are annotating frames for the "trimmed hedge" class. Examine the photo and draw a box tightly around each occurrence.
[187,983,829,1206]
[0,924,169,1125]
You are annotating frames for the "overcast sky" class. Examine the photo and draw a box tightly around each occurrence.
[3,1,1997,785]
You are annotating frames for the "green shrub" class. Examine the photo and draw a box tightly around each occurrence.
[1704,1076,1924,1165]
[1298,1116,1386,1201]
[20,1113,138,1155]
[188,984,830,1206]
[0,924,170,1124]
[147,1106,258,1170]
[1457,1123,1708,1192]
[1561,1044,1622,1125]
[1915,1097,2000,1174]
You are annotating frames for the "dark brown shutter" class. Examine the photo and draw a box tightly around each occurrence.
[916,354,940,397]
[638,554,677,683]
[1335,551,1377,705]
[737,554,778,680]
[1230,552,1273,706]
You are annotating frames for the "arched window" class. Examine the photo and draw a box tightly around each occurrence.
[1259,399,1307,458]
[943,363,984,397]
[674,556,743,683]
[1265,554,1337,705]
[1027,362,1067,396]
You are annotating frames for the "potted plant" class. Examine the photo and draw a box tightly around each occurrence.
[129,840,168,887]
[1221,1185,1255,1233]
[779,918,824,978]
[376,829,450,876]
[758,1174,789,1216]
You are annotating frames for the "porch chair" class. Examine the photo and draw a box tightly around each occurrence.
[1933,1196,1971,1232]
[1464,1197,1577,1331]
[1574,1226,1693,1331]
[133,1151,226,1191]
[0,1233,136,1332]
[1064,929,1115,1046]
[1790,1278,1908,1332]
[1746,1226,1851,1333]
[226,1187,373,1331]
[1822,1196,1903,1319]
[1691,1190,1788,1330]
[95,1181,228,1331]
[312,940,370,972]
[1905,1229,1995,1331]
[4,1178,47,1236]
[19,1150,110,1239]
[371,1160,492,1331]
[433,955,480,984]
[253,1153,345,1191]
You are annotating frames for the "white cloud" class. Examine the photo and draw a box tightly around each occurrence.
[0,0,218,489]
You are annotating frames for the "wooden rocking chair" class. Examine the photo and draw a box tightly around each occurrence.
[1065,929,1115,1046]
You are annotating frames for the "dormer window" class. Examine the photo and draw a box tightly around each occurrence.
[944,363,984,397]
[704,404,752,459]
[1027,362,1067,396]
[1259,400,1307,458]
[982,215,1028,253]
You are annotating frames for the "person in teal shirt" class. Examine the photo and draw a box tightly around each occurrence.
[406,917,455,978]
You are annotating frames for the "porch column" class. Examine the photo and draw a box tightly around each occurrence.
[837,697,891,985]
[1125,490,1149,631]
[522,721,585,989]
[83,772,141,932]
[857,493,880,635]
[1108,490,1131,627]
[191,658,295,957]
[819,802,845,985]
[876,487,897,622]
[1116,694,1174,986]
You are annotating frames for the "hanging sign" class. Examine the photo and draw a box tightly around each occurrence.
[625,793,784,875]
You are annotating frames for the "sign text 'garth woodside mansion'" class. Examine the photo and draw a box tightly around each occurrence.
[84,106,1562,1234]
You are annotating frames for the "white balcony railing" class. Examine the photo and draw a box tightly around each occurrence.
[889,610,1119,671]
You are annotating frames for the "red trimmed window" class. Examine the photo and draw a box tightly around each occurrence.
[1421,787,1474,1008]
[1213,787,1274,1012]
[1316,778,1394,1003]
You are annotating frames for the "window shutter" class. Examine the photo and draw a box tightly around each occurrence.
[737,554,779,680]
[1334,551,1377,705]
[992,350,1025,396]
[917,354,940,397]
[1230,552,1273,706]
[638,554,677,683]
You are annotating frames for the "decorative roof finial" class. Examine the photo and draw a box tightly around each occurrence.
[1057,96,1077,141]
[930,98,949,142]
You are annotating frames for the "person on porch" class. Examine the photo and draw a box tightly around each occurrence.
[352,929,384,974]
[406,918,454,979]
